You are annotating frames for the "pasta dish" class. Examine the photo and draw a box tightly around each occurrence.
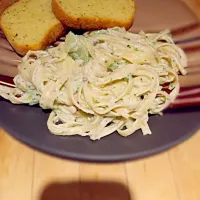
[0,27,187,140]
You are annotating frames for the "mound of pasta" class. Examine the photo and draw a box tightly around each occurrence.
[0,27,187,140]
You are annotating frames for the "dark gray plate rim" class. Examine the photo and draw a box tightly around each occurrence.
[2,122,199,163]
[0,97,200,163]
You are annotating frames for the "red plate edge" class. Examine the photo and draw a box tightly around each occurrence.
[0,74,200,109]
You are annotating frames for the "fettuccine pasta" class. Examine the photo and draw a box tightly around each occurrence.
[0,27,187,140]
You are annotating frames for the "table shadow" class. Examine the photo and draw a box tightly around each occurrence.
[39,180,132,200]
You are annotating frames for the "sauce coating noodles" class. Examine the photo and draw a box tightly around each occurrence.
[0,27,187,140]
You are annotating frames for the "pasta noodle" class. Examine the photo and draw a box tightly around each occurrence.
[0,27,187,140]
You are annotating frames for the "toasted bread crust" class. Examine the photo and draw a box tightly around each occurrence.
[0,0,19,29]
[1,22,65,56]
[0,0,19,16]
[0,0,66,56]
[52,0,135,30]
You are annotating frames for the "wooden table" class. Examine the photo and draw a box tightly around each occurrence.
[1,0,200,199]
[1,129,200,200]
